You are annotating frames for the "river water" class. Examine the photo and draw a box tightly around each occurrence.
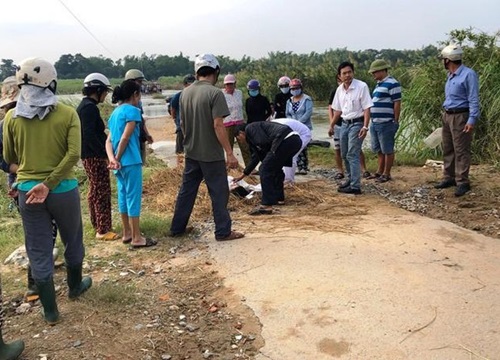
[60,91,332,141]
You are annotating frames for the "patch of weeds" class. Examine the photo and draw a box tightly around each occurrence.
[140,213,171,239]
[85,282,137,306]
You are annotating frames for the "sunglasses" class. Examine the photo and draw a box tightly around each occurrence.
[278,85,289,88]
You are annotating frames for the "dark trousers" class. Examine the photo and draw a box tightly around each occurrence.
[442,112,472,185]
[19,188,84,282]
[297,148,309,172]
[175,130,184,154]
[260,135,302,205]
[170,158,231,238]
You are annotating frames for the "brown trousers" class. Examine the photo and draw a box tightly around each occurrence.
[442,112,473,185]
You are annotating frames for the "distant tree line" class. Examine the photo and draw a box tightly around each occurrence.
[0,46,438,87]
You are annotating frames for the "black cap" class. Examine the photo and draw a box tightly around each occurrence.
[183,74,196,84]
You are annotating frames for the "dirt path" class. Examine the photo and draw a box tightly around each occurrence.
[148,115,500,359]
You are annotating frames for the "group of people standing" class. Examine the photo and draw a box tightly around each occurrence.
[0,42,480,358]
[328,43,479,197]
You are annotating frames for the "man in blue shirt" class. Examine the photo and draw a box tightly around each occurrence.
[435,44,480,197]
[170,74,195,154]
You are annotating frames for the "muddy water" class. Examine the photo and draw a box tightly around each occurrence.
[59,92,332,141]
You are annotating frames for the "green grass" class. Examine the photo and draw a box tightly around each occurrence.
[85,282,138,306]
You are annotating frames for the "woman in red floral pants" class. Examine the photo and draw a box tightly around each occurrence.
[77,73,119,240]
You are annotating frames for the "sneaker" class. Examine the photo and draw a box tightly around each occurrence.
[455,183,471,197]
[434,179,457,189]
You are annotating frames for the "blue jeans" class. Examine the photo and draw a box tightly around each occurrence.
[340,122,364,190]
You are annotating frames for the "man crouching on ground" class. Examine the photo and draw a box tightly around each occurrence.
[234,122,302,215]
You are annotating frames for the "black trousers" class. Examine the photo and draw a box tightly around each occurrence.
[170,158,231,238]
[260,135,302,205]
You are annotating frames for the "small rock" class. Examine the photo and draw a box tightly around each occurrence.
[16,303,31,314]
[119,272,128,276]
[153,267,162,274]
[73,340,82,347]
[161,355,172,360]
[33,334,40,338]
[137,270,146,276]
[134,324,144,331]
[186,323,199,332]
[235,335,243,341]
[179,314,186,321]
[169,305,179,311]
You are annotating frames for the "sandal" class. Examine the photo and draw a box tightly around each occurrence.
[376,175,392,183]
[334,173,344,180]
[122,237,132,244]
[129,238,158,250]
[277,201,285,206]
[215,231,245,241]
[362,171,372,179]
[366,173,381,180]
[249,206,273,216]
[96,231,120,241]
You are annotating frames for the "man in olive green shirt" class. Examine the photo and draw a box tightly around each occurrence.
[3,57,92,325]
[170,54,244,241]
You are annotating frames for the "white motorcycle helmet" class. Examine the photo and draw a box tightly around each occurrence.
[84,73,112,90]
[16,57,57,92]
[194,54,220,73]
[441,44,463,61]
[277,76,291,87]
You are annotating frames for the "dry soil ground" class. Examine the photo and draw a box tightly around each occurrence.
[1,115,498,360]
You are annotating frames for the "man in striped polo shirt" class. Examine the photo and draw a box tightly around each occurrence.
[368,59,401,183]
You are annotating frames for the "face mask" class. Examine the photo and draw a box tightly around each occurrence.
[280,87,290,94]
[290,89,302,96]
[249,89,259,97]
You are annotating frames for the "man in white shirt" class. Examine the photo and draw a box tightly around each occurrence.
[328,61,373,194]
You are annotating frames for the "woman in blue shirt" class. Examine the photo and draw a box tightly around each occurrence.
[106,80,156,249]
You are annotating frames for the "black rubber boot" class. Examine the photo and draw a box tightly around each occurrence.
[25,266,38,299]
[35,278,60,325]
[0,331,24,360]
[66,264,92,300]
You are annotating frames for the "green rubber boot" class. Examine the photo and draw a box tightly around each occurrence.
[35,278,60,325]
[25,266,38,299]
[0,331,24,360]
[67,264,92,299]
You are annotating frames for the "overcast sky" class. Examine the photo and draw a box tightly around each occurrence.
[1,0,499,64]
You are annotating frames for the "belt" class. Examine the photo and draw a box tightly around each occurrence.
[445,108,469,114]
[342,116,364,125]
